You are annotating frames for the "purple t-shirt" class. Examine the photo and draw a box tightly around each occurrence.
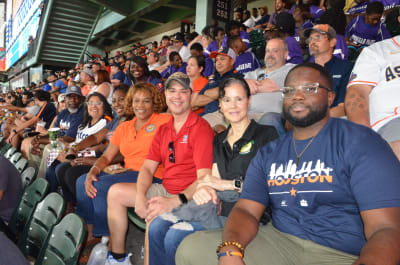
[205,40,219,57]
[222,31,251,50]
[295,20,314,42]
[161,62,188,79]
[345,15,391,46]
[290,4,324,21]
[286,36,303,64]
[334,34,349,60]
[234,51,261,74]
[346,0,400,14]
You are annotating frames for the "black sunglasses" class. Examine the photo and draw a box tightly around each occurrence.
[168,141,175,163]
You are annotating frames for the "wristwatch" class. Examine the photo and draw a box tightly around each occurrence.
[233,177,243,192]
[178,193,188,204]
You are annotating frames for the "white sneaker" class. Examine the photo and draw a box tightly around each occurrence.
[105,253,133,265]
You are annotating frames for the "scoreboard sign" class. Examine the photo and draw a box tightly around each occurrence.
[213,0,231,22]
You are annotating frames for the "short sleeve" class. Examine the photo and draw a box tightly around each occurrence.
[240,148,270,206]
[345,18,356,38]
[191,121,214,170]
[347,46,380,88]
[346,132,400,211]
[146,126,163,163]
[381,25,391,40]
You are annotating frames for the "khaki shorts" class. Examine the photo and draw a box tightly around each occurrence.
[146,183,174,199]
[176,223,357,265]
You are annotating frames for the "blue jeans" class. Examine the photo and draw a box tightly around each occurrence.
[45,160,71,195]
[75,170,139,236]
[148,213,205,265]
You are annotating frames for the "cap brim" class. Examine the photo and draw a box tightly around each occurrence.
[304,28,328,38]
[209,51,230,59]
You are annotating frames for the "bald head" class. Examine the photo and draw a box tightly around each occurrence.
[265,38,288,71]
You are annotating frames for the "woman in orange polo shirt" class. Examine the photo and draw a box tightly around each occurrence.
[75,83,170,244]
[187,56,209,115]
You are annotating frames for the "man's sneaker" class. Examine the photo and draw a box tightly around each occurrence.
[105,253,133,265]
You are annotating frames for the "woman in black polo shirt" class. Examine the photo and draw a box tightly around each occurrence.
[147,75,279,265]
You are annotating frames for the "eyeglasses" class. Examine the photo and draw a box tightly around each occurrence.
[306,34,328,44]
[168,141,175,163]
[87,101,103,106]
[281,83,332,97]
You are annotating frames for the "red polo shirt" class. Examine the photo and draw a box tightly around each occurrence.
[147,111,214,194]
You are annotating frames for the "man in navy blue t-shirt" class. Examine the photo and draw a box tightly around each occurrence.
[176,63,400,265]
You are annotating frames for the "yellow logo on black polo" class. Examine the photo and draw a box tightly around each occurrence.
[146,124,156,133]
[239,140,253,154]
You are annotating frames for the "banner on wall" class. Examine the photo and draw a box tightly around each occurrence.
[29,64,42,85]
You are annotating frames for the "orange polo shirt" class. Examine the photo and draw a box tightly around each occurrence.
[111,113,171,178]
[192,76,208,115]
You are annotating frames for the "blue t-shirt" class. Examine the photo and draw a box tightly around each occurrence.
[199,70,243,114]
[234,51,261,74]
[241,118,400,255]
[105,117,121,143]
[54,80,67,93]
[43,84,52,92]
[345,15,391,46]
[37,102,57,129]
[203,57,215,77]
[53,106,84,138]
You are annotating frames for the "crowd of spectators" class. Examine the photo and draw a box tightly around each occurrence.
[1,1,400,265]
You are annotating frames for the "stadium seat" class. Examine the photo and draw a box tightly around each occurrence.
[4,146,17,159]
[35,213,86,265]
[8,178,49,240]
[128,208,146,230]
[21,167,37,189]
[10,152,22,164]
[15,158,28,173]
[19,192,65,258]
[0,143,12,155]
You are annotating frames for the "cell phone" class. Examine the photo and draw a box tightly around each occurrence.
[26,131,40,137]
[66,154,76,160]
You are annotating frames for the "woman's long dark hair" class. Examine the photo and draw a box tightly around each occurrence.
[79,92,113,129]
[126,56,151,86]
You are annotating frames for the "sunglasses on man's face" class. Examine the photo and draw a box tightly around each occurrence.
[168,141,175,163]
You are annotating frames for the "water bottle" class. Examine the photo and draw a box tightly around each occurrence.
[87,236,109,265]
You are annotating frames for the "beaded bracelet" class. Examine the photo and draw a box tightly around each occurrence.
[217,251,243,259]
[216,241,244,257]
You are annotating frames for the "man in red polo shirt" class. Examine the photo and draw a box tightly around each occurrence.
[106,72,214,265]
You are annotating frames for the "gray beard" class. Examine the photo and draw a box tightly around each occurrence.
[68,108,78,114]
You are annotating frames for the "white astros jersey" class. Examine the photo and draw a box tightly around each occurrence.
[348,36,400,132]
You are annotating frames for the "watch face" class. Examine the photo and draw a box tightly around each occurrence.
[234,179,242,189]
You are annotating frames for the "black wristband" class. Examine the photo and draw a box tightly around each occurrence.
[178,193,188,204]
[13,129,17,134]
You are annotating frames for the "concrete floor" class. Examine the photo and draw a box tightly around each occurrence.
[125,221,145,265]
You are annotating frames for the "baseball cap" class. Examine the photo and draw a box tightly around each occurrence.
[165,72,191,90]
[65,85,82,96]
[111,71,125,82]
[174,33,185,43]
[209,47,236,60]
[275,12,295,34]
[110,63,121,68]
[58,93,66,103]
[304,24,337,39]
[82,69,94,79]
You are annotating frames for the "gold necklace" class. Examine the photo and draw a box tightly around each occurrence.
[293,135,316,167]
